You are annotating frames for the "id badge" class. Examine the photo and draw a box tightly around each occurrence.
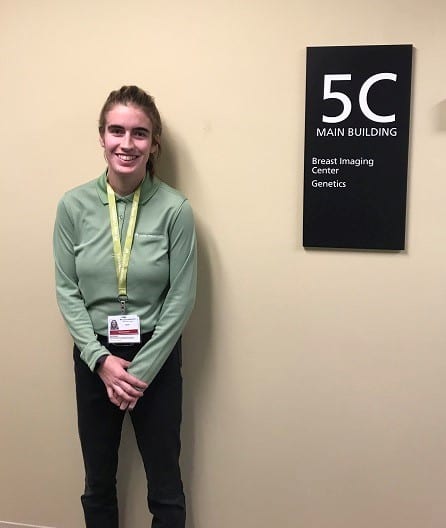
[108,314,141,344]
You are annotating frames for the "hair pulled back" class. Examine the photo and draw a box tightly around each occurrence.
[99,85,162,176]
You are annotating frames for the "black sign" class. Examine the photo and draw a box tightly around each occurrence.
[303,45,413,250]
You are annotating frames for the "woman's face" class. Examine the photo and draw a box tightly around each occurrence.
[100,103,157,182]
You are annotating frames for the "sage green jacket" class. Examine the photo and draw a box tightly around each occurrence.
[53,171,197,384]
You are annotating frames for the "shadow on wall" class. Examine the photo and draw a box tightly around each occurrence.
[116,126,216,528]
[434,99,446,132]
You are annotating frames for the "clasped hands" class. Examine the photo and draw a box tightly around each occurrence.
[97,355,148,411]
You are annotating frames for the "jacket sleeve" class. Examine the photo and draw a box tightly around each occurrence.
[53,197,110,370]
[127,199,197,384]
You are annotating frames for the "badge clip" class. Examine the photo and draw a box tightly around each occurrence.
[118,295,128,314]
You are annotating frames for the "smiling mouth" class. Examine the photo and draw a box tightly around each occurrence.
[116,154,138,162]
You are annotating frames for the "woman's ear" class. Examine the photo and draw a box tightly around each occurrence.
[99,137,105,147]
[151,136,160,154]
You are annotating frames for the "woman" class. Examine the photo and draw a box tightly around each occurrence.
[53,85,197,528]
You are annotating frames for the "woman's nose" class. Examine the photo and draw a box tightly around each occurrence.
[121,132,134,149]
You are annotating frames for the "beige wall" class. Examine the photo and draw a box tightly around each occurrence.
[1,0,446,527]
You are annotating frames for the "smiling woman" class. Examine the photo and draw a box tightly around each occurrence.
[53,86,197,528]
[100,104,157,195]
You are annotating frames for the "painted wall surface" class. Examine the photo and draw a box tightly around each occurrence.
[1,1,445,527]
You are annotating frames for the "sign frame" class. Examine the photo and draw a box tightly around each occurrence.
[303,44,413,250]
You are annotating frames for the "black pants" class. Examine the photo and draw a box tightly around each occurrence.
[73,334,185,528]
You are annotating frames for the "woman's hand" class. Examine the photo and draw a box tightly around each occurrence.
[97,355,148,411]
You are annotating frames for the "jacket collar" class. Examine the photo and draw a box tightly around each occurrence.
[96,169,160,205]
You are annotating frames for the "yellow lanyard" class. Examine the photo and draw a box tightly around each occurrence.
[107,182,141,313]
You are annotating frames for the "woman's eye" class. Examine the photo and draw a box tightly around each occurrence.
[107,126,124,135]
